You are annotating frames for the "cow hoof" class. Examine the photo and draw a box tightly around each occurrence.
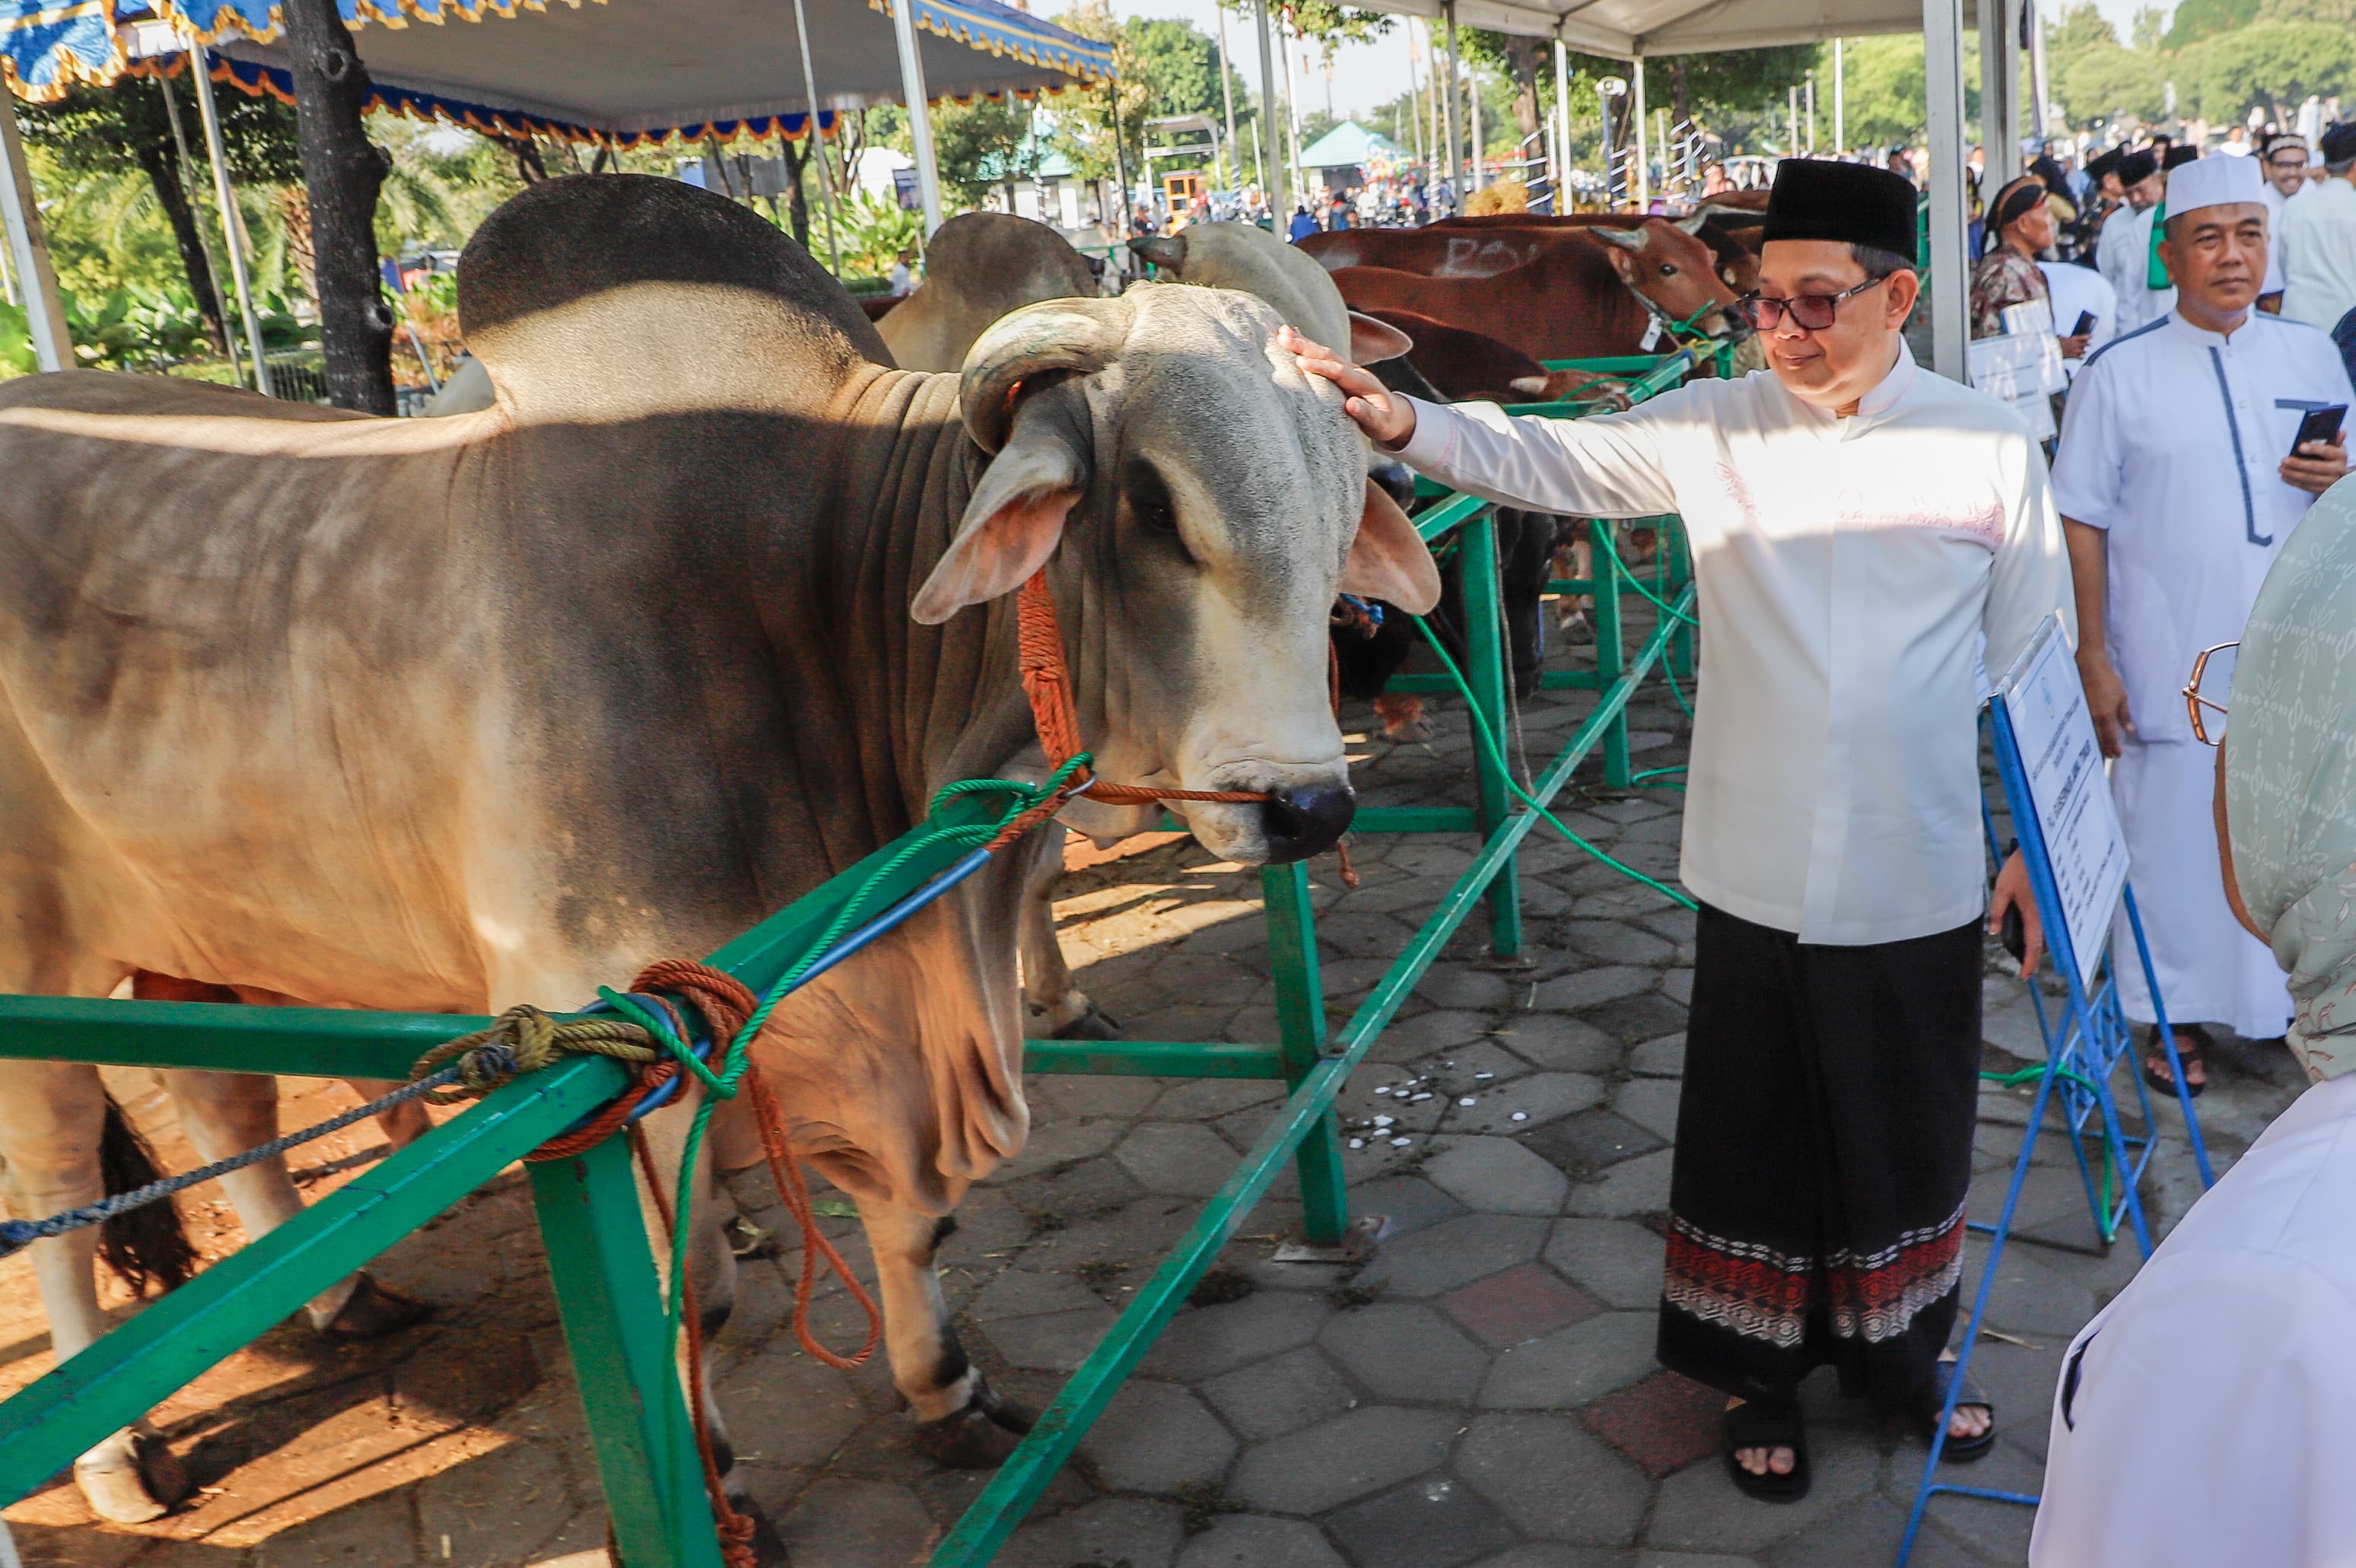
[1050,1001,1124,1042]
[1556,609,1594,644]
[913,1404,1027,1468]
[76,1433,189,1524]
[320,1274,431,1340]
[1381,713,1435,744]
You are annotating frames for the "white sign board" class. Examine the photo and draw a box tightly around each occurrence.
[1967,325,2062,443]
[1995,615,2130,988]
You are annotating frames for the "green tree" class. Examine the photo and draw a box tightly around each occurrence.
[2188,19,2356,119]
[2167,0,2259,49]
[19,75,300,355]
[930,96,1038,210]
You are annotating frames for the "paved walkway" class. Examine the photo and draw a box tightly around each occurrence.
[2,599,2304,1568]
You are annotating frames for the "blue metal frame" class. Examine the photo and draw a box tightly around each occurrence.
[1896,698,2215,1563]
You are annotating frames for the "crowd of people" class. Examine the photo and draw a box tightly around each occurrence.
[1277,135,2356,1556]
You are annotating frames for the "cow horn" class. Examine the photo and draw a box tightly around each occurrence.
[960,297,1133,454]
[1674,212,1711,235]
[1588,224,1649,251]
[1130,233,1188,272]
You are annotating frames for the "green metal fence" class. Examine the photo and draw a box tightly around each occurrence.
[0,354,1701,1566]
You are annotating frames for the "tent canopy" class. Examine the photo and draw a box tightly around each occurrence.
[1298,119,1398,170]
[4,0,1112,145]
[1362,0,1978,62]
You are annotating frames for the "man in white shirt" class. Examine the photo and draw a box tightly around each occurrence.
[1283,158,2072,1503]
[2282,122,2356,332]
[2256,132,2307,311]
[2052,152,2353,1093]
[2040,260,2118,374]
[2097,149,2173,333]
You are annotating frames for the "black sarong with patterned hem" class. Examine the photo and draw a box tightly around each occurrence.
[1657,902,1984,1407]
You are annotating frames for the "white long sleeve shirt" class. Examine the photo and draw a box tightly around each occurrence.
[2098,204,2177,336]
[1391,342,2073,946]
[2049,310,2355,743]
[2281,177,2356,331]
[2030,1071,2356,1566]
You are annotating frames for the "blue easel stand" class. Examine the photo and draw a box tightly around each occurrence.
[1895,701,2215,1565]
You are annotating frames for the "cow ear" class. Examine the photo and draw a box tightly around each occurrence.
[1599,242,1642,285]
[1348,311,1413,365]
[1342,478,1441,614]
[912,401,1089,625]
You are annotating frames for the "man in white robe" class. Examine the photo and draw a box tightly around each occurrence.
[1285,157,2074,1503]
[2052,151,2353,1089]
[2097,150,2173,334]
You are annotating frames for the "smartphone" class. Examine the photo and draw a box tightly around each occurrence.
[2293,404,2348,456]
[2069,310,2097,339]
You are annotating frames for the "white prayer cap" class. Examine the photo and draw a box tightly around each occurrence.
[2165,153,2265,219]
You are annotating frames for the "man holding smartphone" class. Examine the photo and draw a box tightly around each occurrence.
[2054,152,2354,1096]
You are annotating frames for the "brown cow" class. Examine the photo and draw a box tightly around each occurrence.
[1303,212,1762,294]
[1324,217,1745,364]
[1357,307,1633,408]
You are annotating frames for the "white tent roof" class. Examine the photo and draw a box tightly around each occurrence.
[1366,0,1976,62]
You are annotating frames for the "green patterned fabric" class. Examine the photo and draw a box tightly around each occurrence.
[2226,479,2356,1080]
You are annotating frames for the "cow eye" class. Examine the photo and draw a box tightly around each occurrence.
[1658,263,1677,278]
[1127,463,1180,536]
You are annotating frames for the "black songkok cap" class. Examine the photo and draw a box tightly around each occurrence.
[2163,143,2199,170]
[1761,157,1920,262]
[2323,122,2356,165]
[2086,147,2123,181]
[2116,148,2159,186]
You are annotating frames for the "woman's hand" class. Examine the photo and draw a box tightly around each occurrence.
[1278,325,1418,448]
[1989,849,2047,981]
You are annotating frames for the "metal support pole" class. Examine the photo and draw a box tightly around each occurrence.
[2027,0,2052,141]
[186,44,274,396]
[0,87,70,371]
[1461,510,1523,955]
[1215,5,1241,195]
[889,0,943,234]
[1632,55,1648,206]
[1833,37,1846,154]
[789,0,845,276]
[1442,0,1461,206]
[1467,50,1483,191]
[1804,71,1816,153]
[157,76,243,388]
[1254,0,1287,217]
[1263,864,1347,1243]
[1924,0,1970,380]
[1553,42,1572,206]
[1981,0,2017,181]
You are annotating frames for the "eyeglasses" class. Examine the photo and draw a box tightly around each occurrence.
[1737,277,1885,332]
[2183,641,2238,746]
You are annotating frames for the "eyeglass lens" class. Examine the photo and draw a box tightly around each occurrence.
[1741,294,1841,331]
[2194,644,2237,741]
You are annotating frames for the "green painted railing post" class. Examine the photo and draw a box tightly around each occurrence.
[1460,509,1523,956]
[1264,862,1347,1245]
[528,1139,723,1568]
[1593,526,1632,789]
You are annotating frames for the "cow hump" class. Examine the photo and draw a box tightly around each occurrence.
[457,174,892,415]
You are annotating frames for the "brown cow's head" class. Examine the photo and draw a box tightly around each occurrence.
[1591,218,1751,347]
[910,285,1440,865]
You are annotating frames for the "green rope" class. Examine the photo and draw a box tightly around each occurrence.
[1411,616,1699,912]
[1978,1064,2120,1242]
[1630,766,1687,788]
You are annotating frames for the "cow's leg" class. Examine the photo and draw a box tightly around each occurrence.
[156,1069,427,1337]
[342,1080,434,1150]
[1017,837,1119,1042]
[0,1058,192,1522]
[860,1198,1033,1467]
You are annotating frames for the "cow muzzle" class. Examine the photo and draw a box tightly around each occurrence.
[1259,783,1356,863]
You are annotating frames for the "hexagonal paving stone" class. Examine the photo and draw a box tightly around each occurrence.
[981,1306,1119,1372]
[776,1478,934,1568]
[1199,1345,1359,1442]
[1613,1077,1684,1142]
[1581,1369,1726,1479]
[1565,1148,1675,1218]
[1326,1474,1520,1568]
[1545,1217,1669,1310]
[1525,1110,1667,1180]
[1441,1262,1603,1349]
[1629,1034,1687,1077]
[713,1345,865,1468]
[1079,1380,1238,1493]
[1117,1123,1246,1198]
[1480,1309,1658,1409]
[1533,966,1658,1012]
[1177,1515,1350,1568]
[1495,1012,1623,1073]
[1358,1212,1553,1298]
[1642,1431,1879,1556]
[1140,1289,1331,1381]
[1457,1410,1651,1544]
[1319,1302,1490,1403]
[1444,1073,1608,1135]
[996,1497,1188,1568]
[1226,1405,1461,1514]
[1558,920,1680,966]
[1423,1136,1572,1216]
[1347,1174,1468,1237]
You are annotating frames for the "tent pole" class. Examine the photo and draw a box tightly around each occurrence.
[889,0,943,234]
[787,0,845,275]
[1631,54,1647,207]
[1215,5,1240,195]
[1467,49,1482,191]
[1923,0,1970,380]
[2027,0,2051,140]
[157,75,244,386]
[186,44,275,395]
[1553,42,1571,208]
[1833,37,1845,154]
[1253,0,1286,218]
[1979,0,2011,180]
[1441,0,1460,208]
[0,86,71,371]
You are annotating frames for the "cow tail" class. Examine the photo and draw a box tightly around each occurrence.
[97,1092,198,1296]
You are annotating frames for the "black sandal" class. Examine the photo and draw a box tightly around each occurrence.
[2142,1024,2209,1100]
[1722,1396,1811,1502]
[1916,1361,1996,1462]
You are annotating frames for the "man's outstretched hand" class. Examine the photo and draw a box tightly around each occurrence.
[1280,325,1418,449]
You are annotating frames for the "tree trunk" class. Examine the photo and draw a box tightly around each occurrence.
[1671,57,1690,126]
[1505,36,1542,140]
[133,138,229,356]
[780,135,812,246]
[280,0,393,412]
